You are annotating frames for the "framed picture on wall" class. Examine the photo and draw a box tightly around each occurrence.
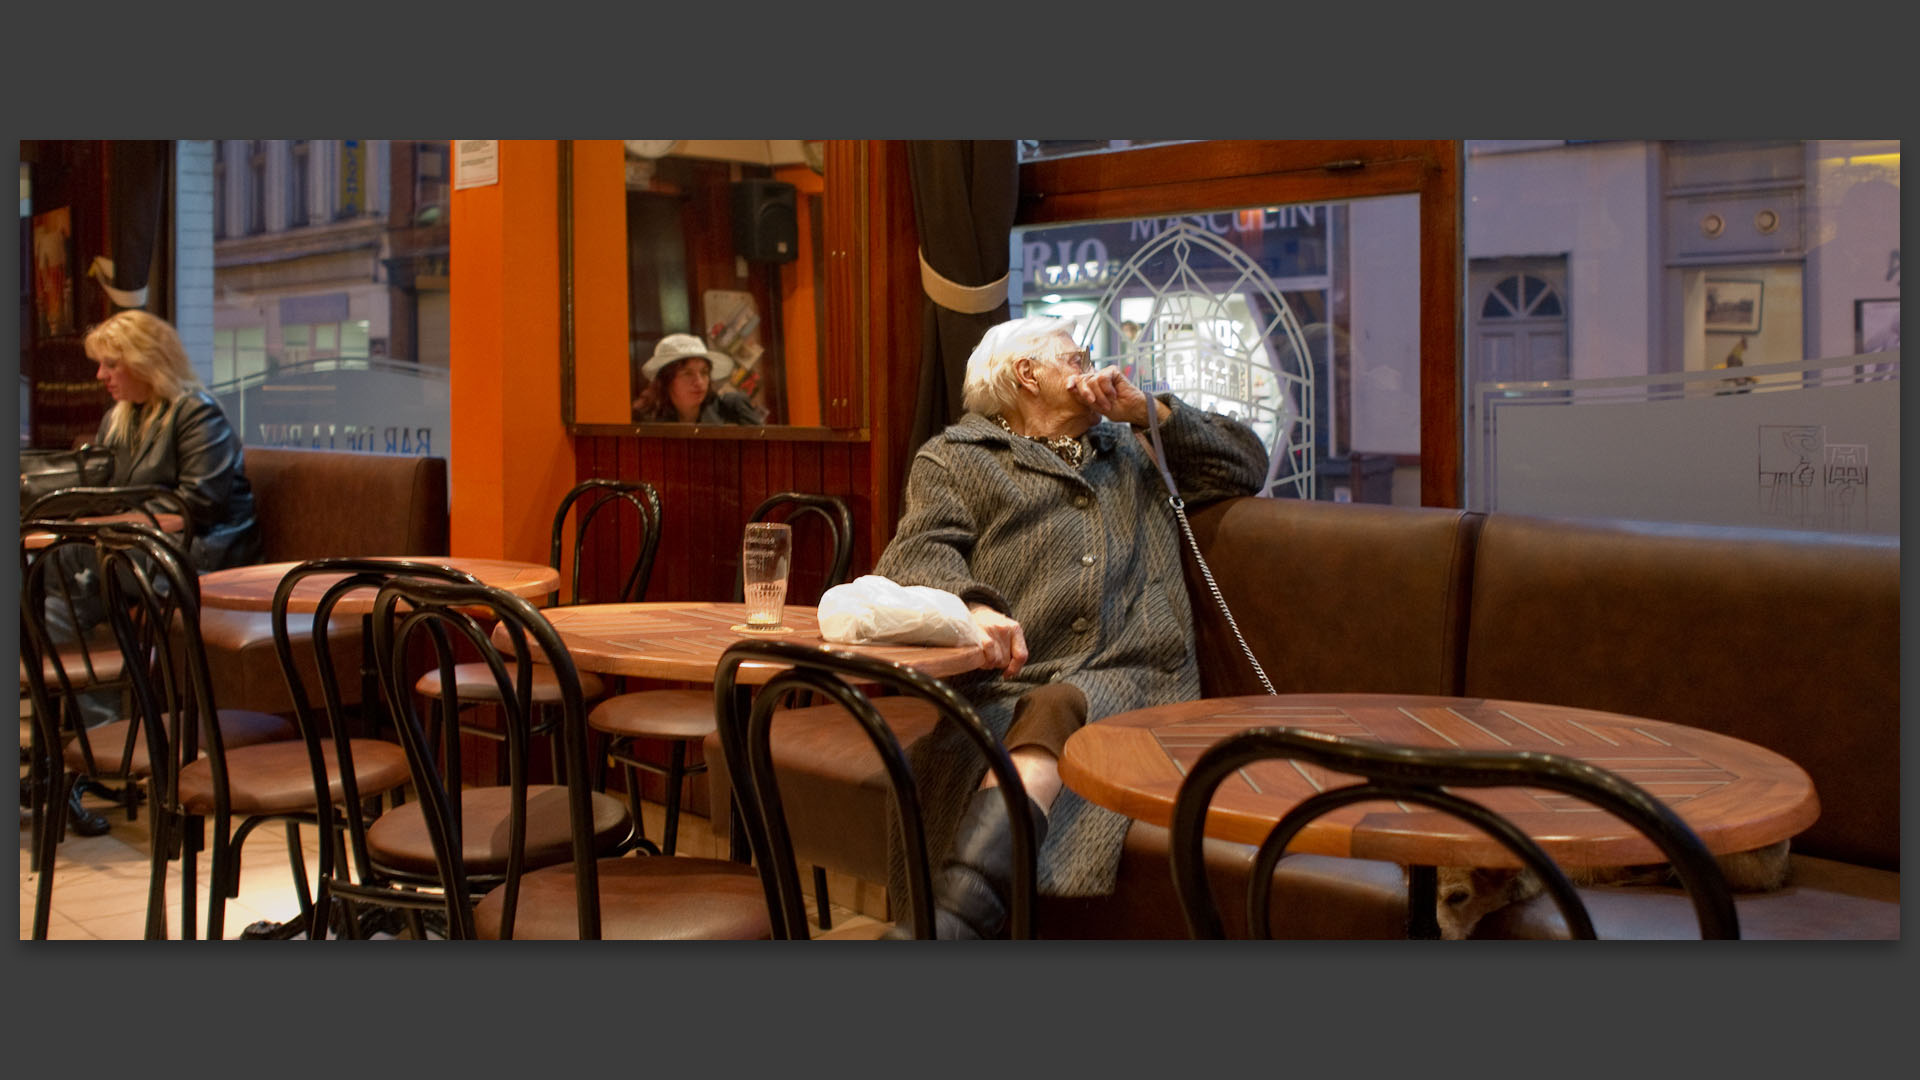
[1704,278,1763,334]
[31,205,76,339]
[1855,298,1900,354]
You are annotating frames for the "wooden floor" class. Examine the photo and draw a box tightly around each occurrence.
[18,773,888,940]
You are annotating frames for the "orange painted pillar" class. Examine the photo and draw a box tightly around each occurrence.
[448,140,575,563]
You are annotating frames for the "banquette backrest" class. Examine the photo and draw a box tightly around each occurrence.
[1182,496,1483,699]
[243,446,450,562]
[1459,513,1899,872]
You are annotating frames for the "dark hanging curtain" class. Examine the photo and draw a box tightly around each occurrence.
[103,141,170,308]
[903,140,1018,464]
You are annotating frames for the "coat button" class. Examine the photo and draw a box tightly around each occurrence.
[1080,553,1095,566]
[1074,496,1090,509]
[1071,617,1091,633]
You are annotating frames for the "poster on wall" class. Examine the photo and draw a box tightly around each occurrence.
[31,206,75,339]
[1704,279,1763,334]
[454,141,498,189]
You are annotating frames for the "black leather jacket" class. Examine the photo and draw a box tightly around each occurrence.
[97,389,262,572]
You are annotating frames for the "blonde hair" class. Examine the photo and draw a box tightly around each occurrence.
[960,315,1082,416]
[84,310,201,446]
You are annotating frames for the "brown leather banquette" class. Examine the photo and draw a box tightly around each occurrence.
[703,495,1899,940]
[199,447,450,715]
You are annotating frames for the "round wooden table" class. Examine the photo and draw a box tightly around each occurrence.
[505,601,984,685]
[1060,693,1820,871]
[197,557,560,614]
[501,601,985,864]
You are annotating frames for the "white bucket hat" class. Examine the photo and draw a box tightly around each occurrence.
[641,333,735,382]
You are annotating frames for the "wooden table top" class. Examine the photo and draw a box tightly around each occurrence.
[22,513,186,551]
[501,601,986,686]
[1059,693,1820,869]
[196,557,560,614]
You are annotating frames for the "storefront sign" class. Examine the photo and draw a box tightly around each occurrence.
[253,422,435,455]
[338,140,366,217]
[1020,205,1328,294]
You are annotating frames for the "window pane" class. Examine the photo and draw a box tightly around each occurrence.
[1464,138,1899,535]
[187,139,451,455]
[341,319,370,358]
[1016,140,1193,163]
[1013,193,1422,507]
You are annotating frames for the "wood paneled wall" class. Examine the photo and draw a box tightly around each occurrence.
[571,434,874,606]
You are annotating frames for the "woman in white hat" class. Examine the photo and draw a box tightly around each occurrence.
[632,333,768,425]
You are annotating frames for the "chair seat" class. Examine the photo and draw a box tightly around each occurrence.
[366,785,633,877]
[178,737,412,817]
[473,854,772,940]
[61,709,298,778]
[415,662,605,704]
[587,689,716,741]
[21,632,127,689]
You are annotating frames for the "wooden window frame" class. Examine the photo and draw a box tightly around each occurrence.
[1016,139,1463,507]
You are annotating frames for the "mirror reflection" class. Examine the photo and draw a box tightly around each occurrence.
[614,139,828,428]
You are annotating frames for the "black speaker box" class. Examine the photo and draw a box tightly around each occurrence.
[731,179,799,263]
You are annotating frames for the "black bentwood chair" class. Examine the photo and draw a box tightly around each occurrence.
[94,525,313,939]
[21,524,144,853]
[592,491,852,858]
[20,524,295,937]
[271,557,538,940]
[373,576,768,939]
[19,490,196,842]
[414,479,663,786]
[1168,726,1740,940]
[713,638,1039,940]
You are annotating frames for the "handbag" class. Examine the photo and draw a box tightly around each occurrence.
[19,445,116,518]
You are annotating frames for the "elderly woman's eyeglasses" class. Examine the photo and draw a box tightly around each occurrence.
[1051,350,1093,373]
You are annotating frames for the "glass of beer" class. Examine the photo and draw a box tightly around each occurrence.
[741,522,792,629]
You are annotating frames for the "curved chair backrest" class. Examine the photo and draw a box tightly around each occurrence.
[25,485,194,560]
[18,596,67,938]
[713,638,1038,940]
[1168,726,1740,940]
[267,556,486,918]
[741,492,853,605]
[370,576,600,939]
[550,479,663,607]
[94,526,215,890]
[19,522,145,779]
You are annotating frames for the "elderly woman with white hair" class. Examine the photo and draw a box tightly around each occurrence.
[872,314,1268,938]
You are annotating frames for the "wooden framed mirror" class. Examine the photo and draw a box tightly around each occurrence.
[561,139,869,439]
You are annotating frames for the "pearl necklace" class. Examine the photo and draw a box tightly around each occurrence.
[993,414,1087,468]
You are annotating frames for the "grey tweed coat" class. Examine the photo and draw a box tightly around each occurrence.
[873,395,1268,899]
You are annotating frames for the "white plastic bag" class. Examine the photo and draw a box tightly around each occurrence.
[817,575,978,647]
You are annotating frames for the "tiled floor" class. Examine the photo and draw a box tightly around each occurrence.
[18,778,888,940]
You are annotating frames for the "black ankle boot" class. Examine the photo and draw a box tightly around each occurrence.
[67,785,111,837]
[887,788,1047,940]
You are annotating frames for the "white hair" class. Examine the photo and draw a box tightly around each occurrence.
[960,315,1081,416]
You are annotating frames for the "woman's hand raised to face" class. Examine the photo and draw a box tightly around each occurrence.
[1067,368,1168,428]
[967,603,1028,678]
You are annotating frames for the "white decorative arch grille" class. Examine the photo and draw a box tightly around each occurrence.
[1076,221,1315,499]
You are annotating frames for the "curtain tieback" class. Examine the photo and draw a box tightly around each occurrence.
[88,256,147,309]
[918,248,1007,315]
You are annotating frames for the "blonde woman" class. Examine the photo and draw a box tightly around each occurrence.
[31,312,260,832]
[82,309,260,571]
